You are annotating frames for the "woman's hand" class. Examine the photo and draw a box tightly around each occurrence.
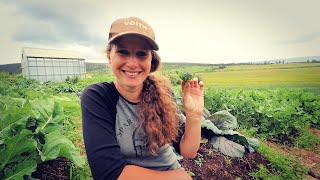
[181,78,204,122]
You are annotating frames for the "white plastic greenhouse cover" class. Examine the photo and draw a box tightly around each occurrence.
[22,47,84,59]
[21,47,86,82]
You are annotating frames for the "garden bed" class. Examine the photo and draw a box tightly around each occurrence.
[180,143,271,180]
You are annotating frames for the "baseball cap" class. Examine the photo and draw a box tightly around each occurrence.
[108,17,159,50]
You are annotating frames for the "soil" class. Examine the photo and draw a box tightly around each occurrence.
[31,143,270,180]
[180,143,272,180]
[31,157,71,180]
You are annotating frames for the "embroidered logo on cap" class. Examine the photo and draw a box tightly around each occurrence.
[124,21,148,30]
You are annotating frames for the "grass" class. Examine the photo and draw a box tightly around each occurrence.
[250,142,307,180]
[196,66,320,87]
[160,62,320,91]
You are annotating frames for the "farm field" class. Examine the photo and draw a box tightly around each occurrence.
[0,62,319,179]
[198,67,320,87]
[163,63,320,89]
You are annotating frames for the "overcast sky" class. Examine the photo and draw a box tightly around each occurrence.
[0,0,319,65]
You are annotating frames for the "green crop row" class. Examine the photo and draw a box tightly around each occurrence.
[203,87,320,146]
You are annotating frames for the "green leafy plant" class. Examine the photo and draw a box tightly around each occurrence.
[179,72,193,83]
[0,96,85,179]
[201,110,260,157]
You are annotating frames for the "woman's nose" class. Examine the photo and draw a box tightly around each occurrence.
[126,55,138,68]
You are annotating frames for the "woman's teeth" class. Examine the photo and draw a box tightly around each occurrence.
[125,71,139,76]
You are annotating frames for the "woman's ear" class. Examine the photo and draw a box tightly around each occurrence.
[106,45,112,64]
[107,54,111,64]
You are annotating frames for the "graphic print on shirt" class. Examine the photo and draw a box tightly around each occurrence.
[115,97,151,158]
[116,118,134,138]
[133,127,149,157]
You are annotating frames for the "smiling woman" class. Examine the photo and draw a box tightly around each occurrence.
[106,36,153,99]
[81,17,205,180]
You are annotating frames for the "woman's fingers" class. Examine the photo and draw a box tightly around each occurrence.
[191,78,198,88]
[199,80,204,92]
[182,78,204,94]
[181,80,185,91]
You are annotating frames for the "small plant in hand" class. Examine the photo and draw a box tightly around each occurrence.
[179,72,193,83]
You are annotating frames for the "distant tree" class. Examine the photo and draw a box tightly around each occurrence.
[264,61,267,65]
[307,60,310,63]
[282,60,284,64]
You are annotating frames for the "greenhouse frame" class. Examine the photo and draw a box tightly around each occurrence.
[21,47,86,82]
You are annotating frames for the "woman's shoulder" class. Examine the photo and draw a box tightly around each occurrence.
[83,81,116,93]
[82,81,120,102]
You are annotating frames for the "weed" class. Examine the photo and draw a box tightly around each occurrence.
[187,170,196,177]
[224,156,232,165]
[257,142,307,179]
[194,153,205,167]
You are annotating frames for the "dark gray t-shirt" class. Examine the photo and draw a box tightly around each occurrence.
[81,82,185,180]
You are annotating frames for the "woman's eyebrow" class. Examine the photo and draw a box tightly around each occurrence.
[115,43,149,51]
[115,44,126,49]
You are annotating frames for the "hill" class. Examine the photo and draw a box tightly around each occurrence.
[260,56,320,64]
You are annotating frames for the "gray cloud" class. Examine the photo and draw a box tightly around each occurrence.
[6,0,104,46]
[279,32,320,45]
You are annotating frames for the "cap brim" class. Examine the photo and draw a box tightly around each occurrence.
[108,32,159,51]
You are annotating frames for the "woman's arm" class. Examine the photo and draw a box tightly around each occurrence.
[179,78,204,158]
[81,83,128,179]
[118,165,191,180]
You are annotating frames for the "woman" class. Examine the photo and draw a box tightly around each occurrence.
[81,17,204,180]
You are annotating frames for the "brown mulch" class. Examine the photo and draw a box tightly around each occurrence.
[180,143,271,180]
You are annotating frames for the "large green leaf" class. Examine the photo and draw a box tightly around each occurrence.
[0,113,30,139]
[4,158,37,180]
[30,99,64,134]
[201,118,223,135]
[247,138,260,153]
[0,130,37,170]
[201,109,260,157]
[209,136,245,158]
[209,110,238,130]
[42,133,85,167]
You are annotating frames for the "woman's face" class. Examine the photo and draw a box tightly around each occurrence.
[108,35,152,90]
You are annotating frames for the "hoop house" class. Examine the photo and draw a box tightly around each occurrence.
[21,47,86,82]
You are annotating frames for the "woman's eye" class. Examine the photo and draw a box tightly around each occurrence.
[117,50,129,55]
[136,51,147,57]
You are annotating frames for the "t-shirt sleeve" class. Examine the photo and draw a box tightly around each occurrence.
[81,83,127,180]
[172,114,186,154]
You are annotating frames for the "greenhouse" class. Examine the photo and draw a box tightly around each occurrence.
[21,47,86,82]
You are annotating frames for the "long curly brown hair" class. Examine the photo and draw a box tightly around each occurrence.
[139,74,182,155]
[106,44,182,156]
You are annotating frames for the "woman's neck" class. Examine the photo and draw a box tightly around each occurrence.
[114,81,142,103]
